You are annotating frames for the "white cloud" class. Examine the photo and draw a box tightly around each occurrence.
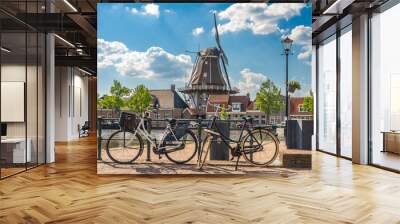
[236,68,268,98]
[164,9,175,14]
[216,3,304,35]
[131,8,138,14]
[288,25,311,45]
[98,39,193,79]
[192,27,205,36]
[130,3,160,18]
[297,45,312,60]
[143,4,159,17]
[287,25,312,61]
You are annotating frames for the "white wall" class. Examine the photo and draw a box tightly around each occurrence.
[55,66,69,140]
[55,67,89,141]
[1,63,46,164]
[1,65,27,140]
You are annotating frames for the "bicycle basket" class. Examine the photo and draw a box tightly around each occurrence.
[119,112,138,131]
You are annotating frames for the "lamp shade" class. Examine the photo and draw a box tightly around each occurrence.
[282,36,293,51]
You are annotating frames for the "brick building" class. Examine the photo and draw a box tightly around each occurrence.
[206,94,285,125]
[289,97,313,120]
[149,85,188,120]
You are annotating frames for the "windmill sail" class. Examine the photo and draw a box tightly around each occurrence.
[214,13,231,91]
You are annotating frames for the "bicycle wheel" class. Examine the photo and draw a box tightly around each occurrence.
[164,129,198,164]
[197,135,212,169]
[106,130,143,164]
[241,128,279,166]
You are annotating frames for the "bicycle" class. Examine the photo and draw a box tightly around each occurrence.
[105,111,199,164]
[198,103,279,171]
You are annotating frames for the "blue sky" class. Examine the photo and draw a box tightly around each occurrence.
[98,3,312,99]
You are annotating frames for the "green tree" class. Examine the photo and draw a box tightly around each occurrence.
[99,95,117,110]
[110,80,130,98]
[219,105,229,120]
[97,94,103,109]
[128,84,152,114]
[255,80,284,124]
[303,91,314,113]
[106,80,131,112]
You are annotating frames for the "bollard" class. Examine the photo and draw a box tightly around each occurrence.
[197,118,203,160]
[146,117,152,161]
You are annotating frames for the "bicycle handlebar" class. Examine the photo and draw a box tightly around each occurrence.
[207,101,232,117]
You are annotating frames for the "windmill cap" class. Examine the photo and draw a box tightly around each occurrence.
[200,47,220,56]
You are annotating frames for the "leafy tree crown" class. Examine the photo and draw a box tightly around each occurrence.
[255,79,284,117]
[128,84,152,114]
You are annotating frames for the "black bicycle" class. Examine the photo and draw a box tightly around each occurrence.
[198,104,279,170]
[105,112,199,164]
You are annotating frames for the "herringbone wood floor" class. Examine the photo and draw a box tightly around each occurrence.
[1,136,400,224]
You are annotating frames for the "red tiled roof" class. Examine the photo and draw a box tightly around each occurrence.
[247,101,257,110]
[229,95,250,104]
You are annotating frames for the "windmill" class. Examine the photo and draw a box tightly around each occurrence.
[179,13,238,117]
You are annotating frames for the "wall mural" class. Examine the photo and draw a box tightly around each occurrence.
[96,3,312,175]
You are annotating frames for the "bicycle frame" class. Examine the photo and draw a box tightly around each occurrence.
[203,118,269,171]
[207,116,248,152]
[132,117,183,152]
[202,100,272,168]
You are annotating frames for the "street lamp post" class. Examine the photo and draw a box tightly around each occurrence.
[281,36,293,141]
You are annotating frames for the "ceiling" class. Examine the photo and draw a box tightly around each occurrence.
[0,0,98,75]
[312,0,390,43]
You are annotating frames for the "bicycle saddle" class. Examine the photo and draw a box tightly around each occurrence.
[242,116,254,123]
[166,118,177,124]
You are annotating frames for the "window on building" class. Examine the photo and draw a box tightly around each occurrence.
[298,104,307,112]
[232,103,241,112]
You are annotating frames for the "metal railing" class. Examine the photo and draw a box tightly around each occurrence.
[97,117,284,161]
